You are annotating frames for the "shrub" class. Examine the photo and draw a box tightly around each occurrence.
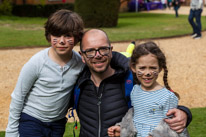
[12,4,74,17]
[0,0,12,15]
[75,0,120,27]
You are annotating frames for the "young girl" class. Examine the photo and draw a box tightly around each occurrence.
[108,41,189,137]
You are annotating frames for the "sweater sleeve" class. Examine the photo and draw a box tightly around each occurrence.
[177,105,192,127]
[6,56,39,137]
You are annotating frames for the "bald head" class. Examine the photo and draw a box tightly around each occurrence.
[80,29,110,51]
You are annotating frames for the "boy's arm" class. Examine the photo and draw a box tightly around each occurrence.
[6,60,38,137]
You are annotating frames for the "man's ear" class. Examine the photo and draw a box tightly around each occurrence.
[130,63,136,73]
[110,45,113,51]
[110,45,113,57]
[79,51,86,63]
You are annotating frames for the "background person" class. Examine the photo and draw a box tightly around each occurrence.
[172,0,180,17]
[188,0,203,39]
[167,0,172,9]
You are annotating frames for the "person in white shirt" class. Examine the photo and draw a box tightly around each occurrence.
[188,0,204,39]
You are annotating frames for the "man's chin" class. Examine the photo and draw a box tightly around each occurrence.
[91,67,107,74]
[93,69,106,74]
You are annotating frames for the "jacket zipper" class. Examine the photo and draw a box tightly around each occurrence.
[97,93,102,137]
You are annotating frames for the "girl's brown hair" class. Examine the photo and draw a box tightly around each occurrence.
[130,41,179,98]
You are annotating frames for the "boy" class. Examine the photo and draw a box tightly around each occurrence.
[6,9,84,137]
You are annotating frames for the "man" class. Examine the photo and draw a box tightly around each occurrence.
[188,0,203,39]
[74,29,192,137]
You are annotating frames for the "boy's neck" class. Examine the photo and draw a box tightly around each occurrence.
[48,48,72,67]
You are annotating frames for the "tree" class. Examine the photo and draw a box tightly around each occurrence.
[0,0,12,15]
[75,0,121,27]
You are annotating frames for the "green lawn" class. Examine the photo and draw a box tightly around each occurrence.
[1,12,206,48]
[1,107,206,137]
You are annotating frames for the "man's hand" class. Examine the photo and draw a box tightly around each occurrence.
[108,126,120,137]
[164,108,187,133]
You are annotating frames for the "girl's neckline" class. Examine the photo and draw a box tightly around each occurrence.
[139,84,165,92]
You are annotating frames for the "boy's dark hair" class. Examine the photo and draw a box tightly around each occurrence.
[130,41,179,98]
[44,9,84,45]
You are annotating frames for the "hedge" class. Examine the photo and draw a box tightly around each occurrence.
[12,4,74,17]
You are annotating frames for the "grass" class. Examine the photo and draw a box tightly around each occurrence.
[1,12,206,48]
[0,107,205,137]
[187,107,206,137]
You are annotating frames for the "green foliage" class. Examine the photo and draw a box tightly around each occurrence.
[12,4,74,17]
[75,0,120,27]
[0,0,12,15]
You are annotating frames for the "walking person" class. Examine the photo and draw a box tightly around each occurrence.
[167,0,172,9]
[6,9,84,137]
[74,28,192,137]
[188,0,204,39]
[108,42,190,137]
[172,0,180,17]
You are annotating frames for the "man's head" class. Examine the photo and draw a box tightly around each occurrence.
[80,29,113,75]
[44,9,84,45]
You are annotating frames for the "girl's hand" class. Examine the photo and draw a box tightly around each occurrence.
[108,126,120,137]
[164,108,187,133]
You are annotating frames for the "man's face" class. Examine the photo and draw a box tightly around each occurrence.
[80,31,113,74]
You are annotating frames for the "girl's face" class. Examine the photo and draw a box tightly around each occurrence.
[131,54,161,91]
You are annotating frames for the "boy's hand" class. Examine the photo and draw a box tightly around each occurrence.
[108,126,120,137]
[164,108,187,133]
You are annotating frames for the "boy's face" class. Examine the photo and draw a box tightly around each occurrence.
[50,35,75,56]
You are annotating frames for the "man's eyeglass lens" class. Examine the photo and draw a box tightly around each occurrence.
[83,47,111,58]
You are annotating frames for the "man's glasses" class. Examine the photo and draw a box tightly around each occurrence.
[81,46,111,58]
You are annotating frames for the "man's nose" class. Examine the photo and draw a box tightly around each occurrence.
[94,50,102,58]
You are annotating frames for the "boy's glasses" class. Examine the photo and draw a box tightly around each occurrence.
[81,46,111,58]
